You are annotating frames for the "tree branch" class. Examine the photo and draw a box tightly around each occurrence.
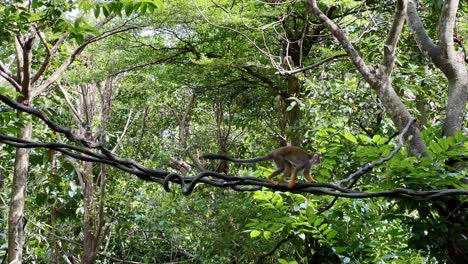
[406,0,439,58]
[307,0,377,87]
[57,83,83,125]
[31,25,140,98]
[0,92,466,200]
[0,71,22,92]
[437,0,458,58]
[276,53,348,75]
[0,62,13,78]
[0,133,466,200]
[256,234,295,262]
[15,35,24,84]
[318,118,415,214]
[382,0,407,75]
[336,118,415,186]
[31,32,69,83]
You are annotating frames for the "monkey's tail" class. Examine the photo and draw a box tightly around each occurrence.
[202,153,272,163]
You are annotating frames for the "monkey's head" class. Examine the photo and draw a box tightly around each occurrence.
[309,153,321,165]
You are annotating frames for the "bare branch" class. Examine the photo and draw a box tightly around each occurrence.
[15,36,24,84]
[337,118,416,186]
[307,0,376,87]
[0,91,99,148]
[276,53,348,75]
[21,33,36,98]
[31,25,140,98]
[57,83,83,125]
[0,71,22,92]
[0,62,14,78]
[382,0,407,75]
[112,108,134,153]
[0,131,466,200]
[32,32,69,83]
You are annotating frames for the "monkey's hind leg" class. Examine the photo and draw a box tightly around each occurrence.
[278,162,292,183]
[267,165,284,186]
[288,169,298,189]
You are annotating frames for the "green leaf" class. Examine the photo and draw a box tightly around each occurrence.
[326,229,338,240]
[102,4,111,17]
[372,135,388,145]
[93,5,100,18]
[152,0,164,9]
[250,230,261,238]
[140,3,148,14]
[263,231,272,240]
[124,2,134,16]
[335,246,348,254]
[429,140,443,154]
[313,217,324,227]
[319,223,328,231]
[342,131,357,143]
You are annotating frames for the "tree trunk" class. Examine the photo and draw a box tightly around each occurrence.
[214,98,230,173]
[82,161,98,264]
[49,150,59,264]
[406,0,467,137]
[308,0,427,157]
[7,121,32,264]
[441,64,468,137]
[286,75,302,147]
[375,72,426,156]
[406,2,468,261]
[0,169,4,190]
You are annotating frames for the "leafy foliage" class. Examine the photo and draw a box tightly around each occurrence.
[0,0,466,263]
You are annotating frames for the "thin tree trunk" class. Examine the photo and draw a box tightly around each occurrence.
[286,75,302,147]
[7,121,32,264]
[442,66,467,137]
[82,161,97,264]
[49,150,59,264]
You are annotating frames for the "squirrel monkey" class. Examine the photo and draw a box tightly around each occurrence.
[203,146,321,188]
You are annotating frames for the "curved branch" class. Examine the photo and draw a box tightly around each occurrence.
[318,118,415,214]
[256,234,295,262]
[0,134,466,200]
[337,118,415,186]
[0,92,98,148]
[0,92,466,200]
[32,32,69,83]
[31,25,140,98]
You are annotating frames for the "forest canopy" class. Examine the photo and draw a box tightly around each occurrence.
[0,0,467,263]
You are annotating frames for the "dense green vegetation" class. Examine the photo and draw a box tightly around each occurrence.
[0,0,467,263]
